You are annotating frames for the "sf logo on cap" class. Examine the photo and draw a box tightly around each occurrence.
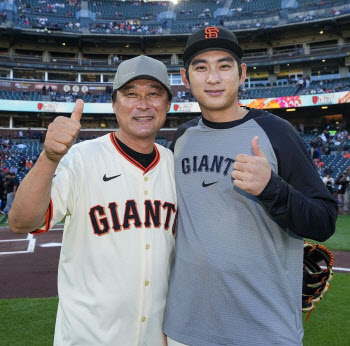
[205,27,219,39]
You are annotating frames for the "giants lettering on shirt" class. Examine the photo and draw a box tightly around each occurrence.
[89,199,176,236]
[182,155,235,176]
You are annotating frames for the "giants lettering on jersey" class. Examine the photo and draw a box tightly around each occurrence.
[182,155,235,176]
[89,199,176,236]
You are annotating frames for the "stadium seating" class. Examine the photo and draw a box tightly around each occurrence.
[230,0,281,13]
[171,21,216,33]
[89,1,170,20]
[301,133,320,147]
[0,90,41,101]
[16,0,81,32]
[11,0,350,34]
[2,140,41,182]
[89,21,164,35]
[1,76,349,102]
[243,85,299,99]
[304,77,350,94]
[175,0,221,20]
[310,80,337,90]
[226,20,279,30]
[320,154,350,179]
[19,0,80,18]
[298,132,350,186]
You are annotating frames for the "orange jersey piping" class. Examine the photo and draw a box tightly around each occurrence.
[31,198,53,234]
[110,132,160,175]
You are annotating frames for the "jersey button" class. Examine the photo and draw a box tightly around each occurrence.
[144,190,148,195]
[146,244,150,250]
[145,281,150,286]
[142,317,147,322]
[144,177,148,182]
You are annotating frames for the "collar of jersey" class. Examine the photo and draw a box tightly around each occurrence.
[201,108,258,129]
[110,132,160,175]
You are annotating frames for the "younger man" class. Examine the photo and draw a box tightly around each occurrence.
[163,27,337,346]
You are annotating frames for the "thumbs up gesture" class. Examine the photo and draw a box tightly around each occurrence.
[44,99,84,164]
[231,136,271,196]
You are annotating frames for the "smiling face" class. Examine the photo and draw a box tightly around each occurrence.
[112,79,171,152]
[181,50,247,122]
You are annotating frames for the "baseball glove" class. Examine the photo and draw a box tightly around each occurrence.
[302,242,334,321]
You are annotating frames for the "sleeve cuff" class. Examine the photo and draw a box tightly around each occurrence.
[31,199,53,234]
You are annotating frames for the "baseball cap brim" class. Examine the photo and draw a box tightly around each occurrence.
[116,75,170,96]
[113,55,172,99]
[185,47,242,67]
[184,38,243,64]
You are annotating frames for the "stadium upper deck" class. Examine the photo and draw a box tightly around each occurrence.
[0,0,349,132]
[0,0,348,34]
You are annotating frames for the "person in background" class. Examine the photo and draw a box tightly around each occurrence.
[0,172,5,211]
[322,172,335,195]
[1,172,19,215]
[344,166,350,214]
[323,165,333,175]
[336,171,349,210]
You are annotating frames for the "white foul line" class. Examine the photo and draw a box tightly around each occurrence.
[0,232,36,255]
[27,233,36,252]
[40,243,62,247]
[0,239,29,242]
[321,265,350,272]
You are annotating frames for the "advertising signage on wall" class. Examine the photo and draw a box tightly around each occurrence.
[0,80,106,93]
[0,91,349,114]
[169,91,350,112]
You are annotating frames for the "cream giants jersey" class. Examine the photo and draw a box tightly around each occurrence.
[34,133,177,346]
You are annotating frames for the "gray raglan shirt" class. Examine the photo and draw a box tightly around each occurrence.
[163,108,337,346]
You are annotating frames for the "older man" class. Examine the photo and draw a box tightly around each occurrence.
[9,56,177,346]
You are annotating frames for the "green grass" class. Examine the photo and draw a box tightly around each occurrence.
[0,276,348,345]
[0,297,58,346]
[319,215,350,251]
[0,214,9,227]
[0,216,348,345]
[303,273,350,346]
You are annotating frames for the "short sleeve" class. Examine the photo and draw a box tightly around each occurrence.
[31,148,82,234]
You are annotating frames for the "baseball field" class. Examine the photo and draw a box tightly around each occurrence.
[0,216,349,346]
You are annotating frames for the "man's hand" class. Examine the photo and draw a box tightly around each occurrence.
[44,99,83,163]
[231,136,271,196]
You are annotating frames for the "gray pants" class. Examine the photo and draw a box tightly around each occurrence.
[338,193,345,207]
[3,192,14,214]
[344,191,350,212]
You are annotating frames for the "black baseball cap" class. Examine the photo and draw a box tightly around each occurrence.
[183,26,244,67]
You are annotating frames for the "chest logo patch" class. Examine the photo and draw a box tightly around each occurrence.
[103,174,121,182]
[202,180,218,187]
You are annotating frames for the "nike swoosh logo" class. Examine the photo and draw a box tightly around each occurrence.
[103,174,121,182]
[202,180,218,187]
